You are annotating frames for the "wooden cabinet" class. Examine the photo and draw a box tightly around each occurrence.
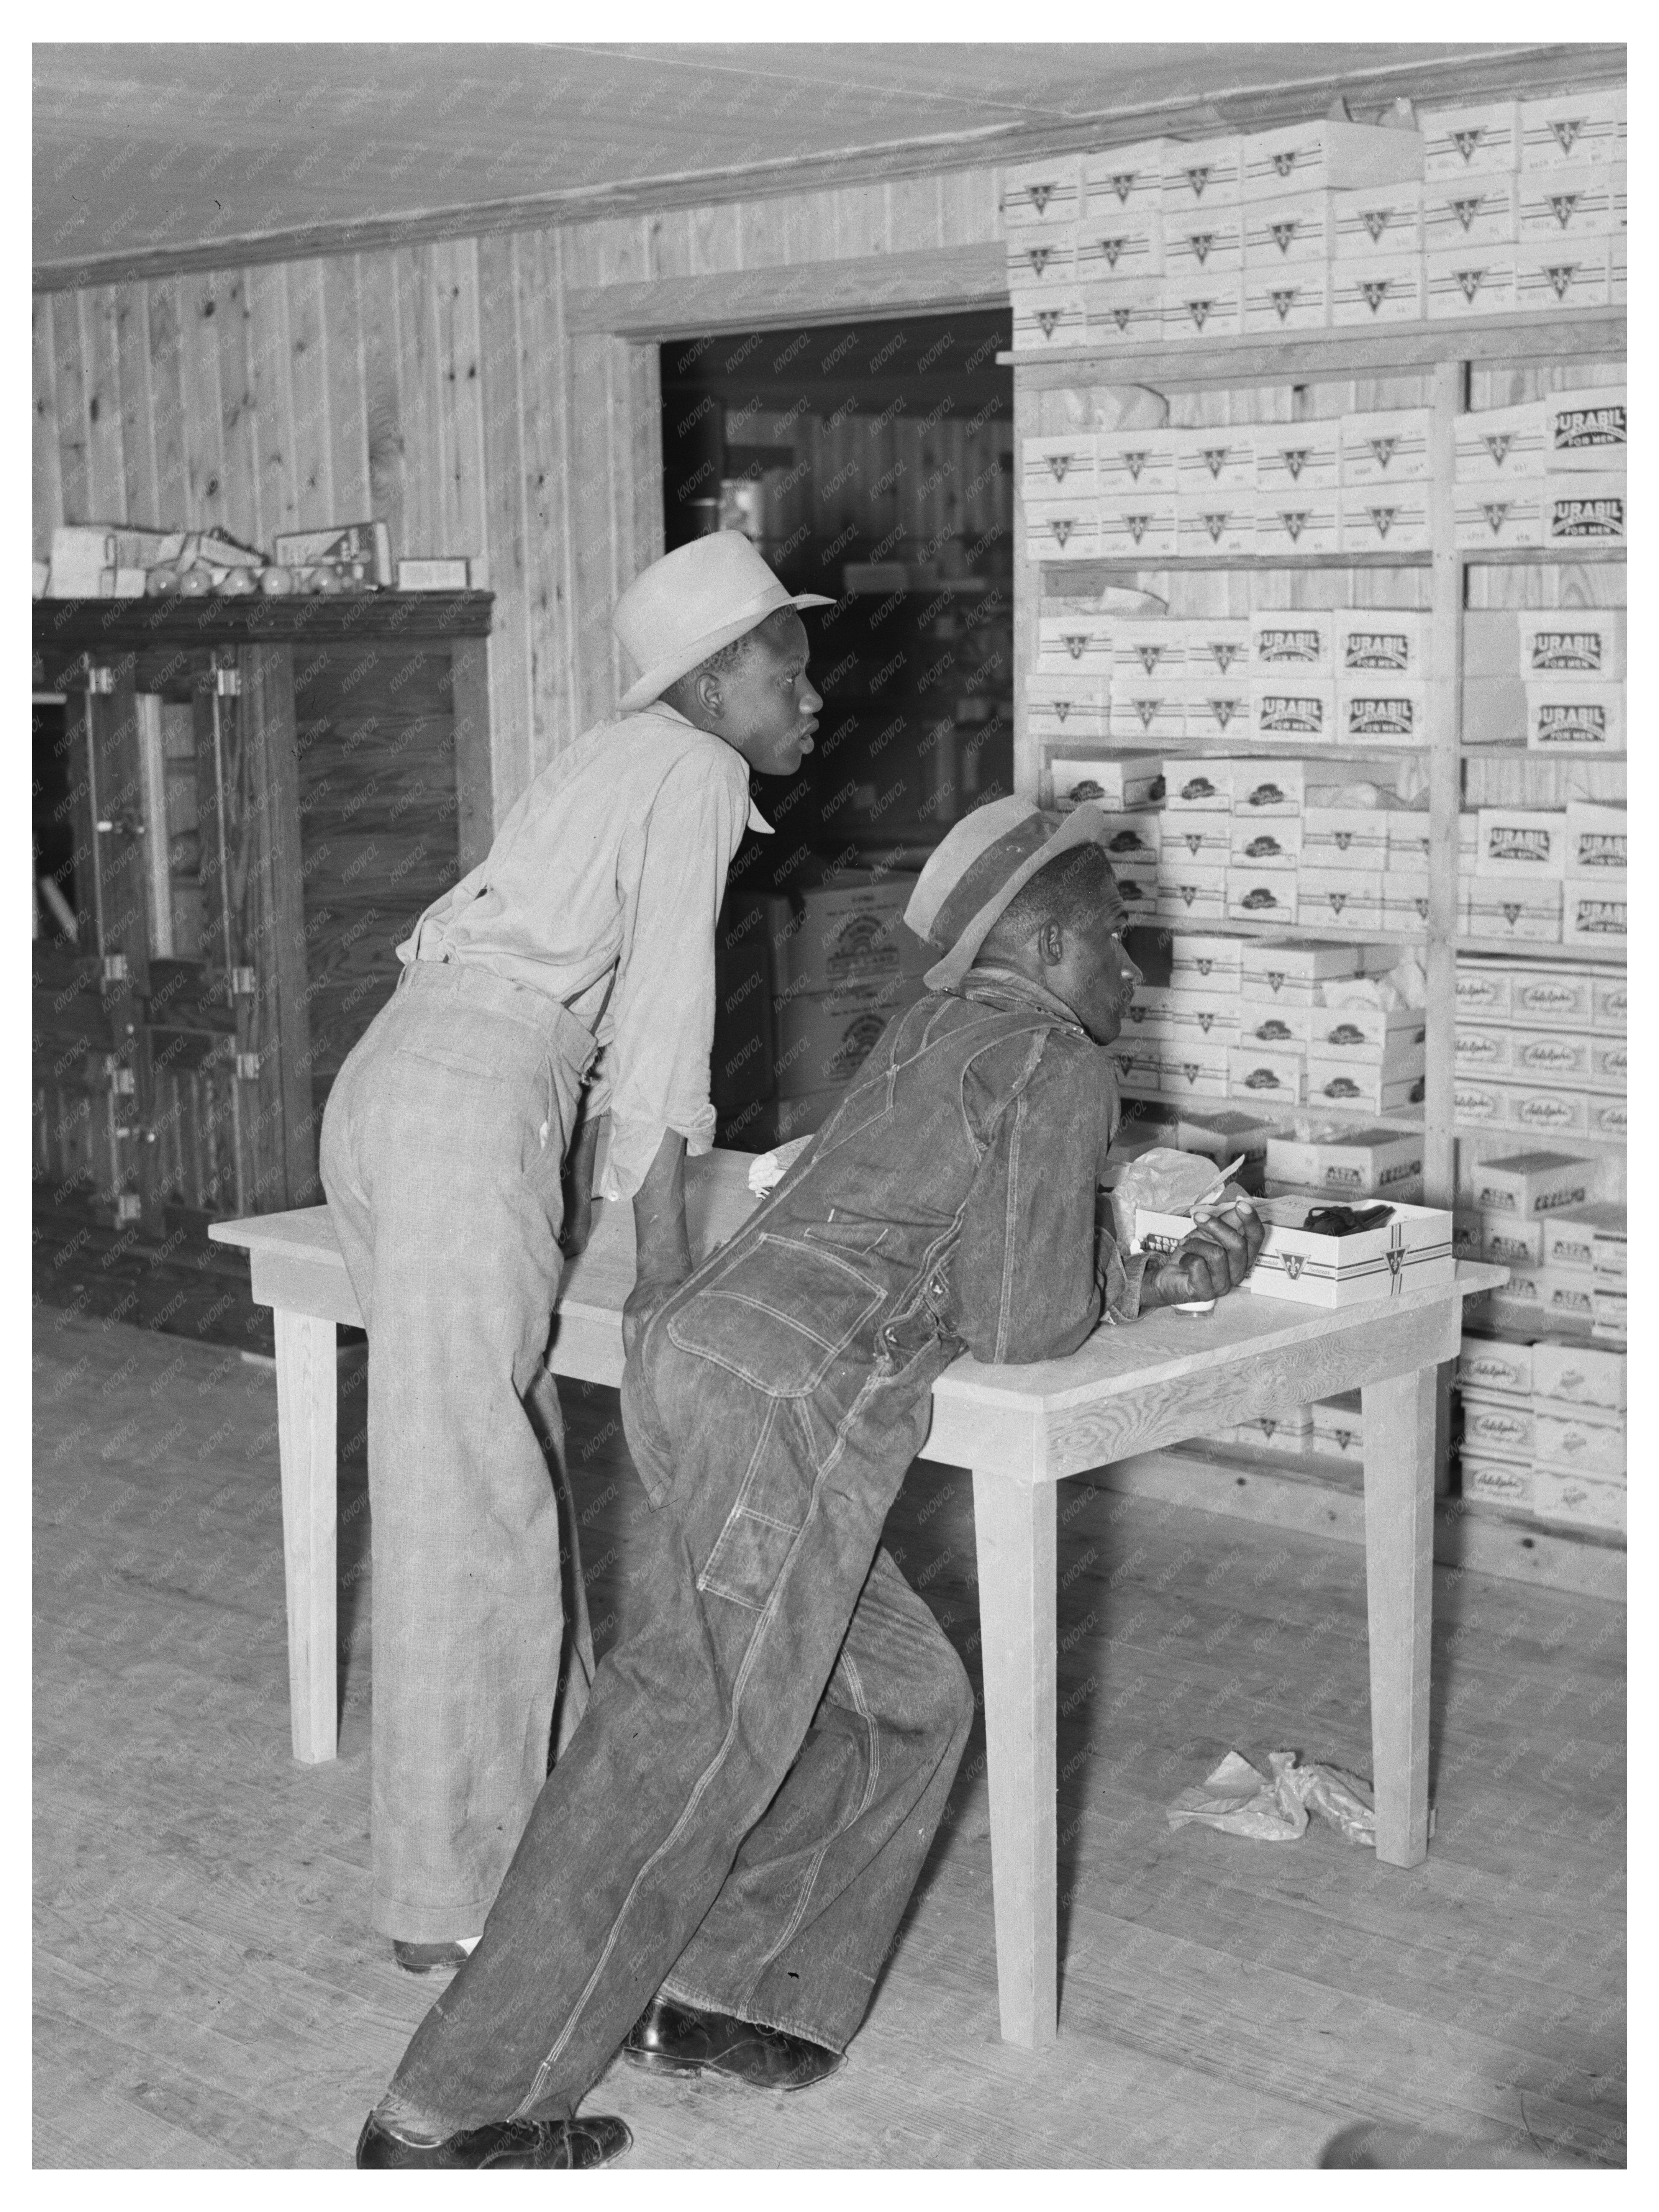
[32,592,493,1341]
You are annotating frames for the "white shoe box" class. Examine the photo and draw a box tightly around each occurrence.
[1458,1334,1534,1397]
[1097,503,1179,559]
[1007,230,1078,288]
[1517,164,1623,239]
[1096,427,1178,497]
[1011,294,1087,353]
[1023,435,1098,501]
[1036,613,1115,676]
[1531,1469,1625,1536]
[1479,1213,1543,1267]
[1226,869,1298,925]
[1455,1023,1512,1077]
[1250,609,1333,670]
[1114,622,1187,678]
[1047,755,1163,811]
[1309,1004,1427,1061]
[1518,88,1625,170]
[1462,1454,1533,1514]
[1334,609,1432,679]
[1251,680,1338,744]
[1162,759,1234,811]
[1026,679,1112,741]
[1519,612,1624,680]
[1517,241,1620,313]
[1110,687,1189,743]
[1083,141,1179,218]
[1474,807,1567,877]
[1228,817,1301,870]
[1228,1045,1304,1105]
[1165,995,1241,1048]
[1181,617,1252,679]
[1242,272,1330,338]
[1454,484,1544,551]
[1173,499,1255,557]
[1181,687,1253,741]
[1330,180,1423,259]
[1509,1031,1595,1086]
[1426,247,1518,317]
[1455,402,1548,480]
[1423,174,1518,251]
[1302,808,1389,867]
[1525,679,1625,754]
[1339,493,1432,556]
[1542,477,1626,548]
[1509,967,1595,1025]
[1083,282,1165,348]
[1532,1337,1626,1410]
[1243,191,1340,266]
[1157,868,1229,923]
[1541,385,1626,470]
[1329,256,1425,326]
[1025,507,1100,560]
[1170,933,1244,992]
[1160,285,1244,341]
[1458,880,1564,940]
[1076,214,1164,284]
[1305,1061,1423,1114]
[1289,867,1382,932]
[1562,800,1626,884]
[1004,155,1083,226]
[1562,882,1627,951]
[1174,428,1256,494]
[1241,120,1425,199]
[1243,938,1384,997]
[1591,973,1627,1029]
[1159,1048,1231,1102]
[1161,138,1243,211]
[1420,101,1522,180]
[1240,1001,1310,1048]
[1462,1392,1535,1460]
[1256,422,1340,495]
[1231,759,1307,815]
[1255,499,1342,557]
[1340,407,1433,485]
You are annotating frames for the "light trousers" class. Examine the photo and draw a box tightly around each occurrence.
[319,959,598,1940]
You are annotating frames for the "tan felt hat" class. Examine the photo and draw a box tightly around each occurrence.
[903,795,1116,992]
[612,533,834,712]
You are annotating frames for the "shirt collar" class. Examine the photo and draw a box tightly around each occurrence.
[632,700,773,835]
[962,964,1087,1031]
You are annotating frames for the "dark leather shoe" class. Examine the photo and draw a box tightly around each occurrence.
[625,1993,844,2092]
[391,1938,475,1976]
[355,2110,632,2168]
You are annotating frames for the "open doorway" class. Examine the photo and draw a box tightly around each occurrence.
[660,310,1014,873]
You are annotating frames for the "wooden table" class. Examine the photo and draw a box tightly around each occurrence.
[211,1156,1504,2050]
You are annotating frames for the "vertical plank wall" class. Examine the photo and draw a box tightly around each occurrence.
[32,171,1003,828]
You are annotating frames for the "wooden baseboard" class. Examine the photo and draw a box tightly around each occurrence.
[1104,1444,1625,1602]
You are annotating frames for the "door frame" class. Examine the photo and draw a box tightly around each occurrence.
[561,243,1007,734]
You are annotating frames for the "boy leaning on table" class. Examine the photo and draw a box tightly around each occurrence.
[318,534,830,1975]
[354,795,1265,2168]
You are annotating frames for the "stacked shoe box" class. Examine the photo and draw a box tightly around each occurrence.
[1420,89,1627,323]
[1200,1391,1364,1468]
[1456,1330,1626,1535]
[1459,1149,1618,1339]
[1454,955,1625,1141]
[1456,796,1626,948]
[1006,117,1428,351]
[1007,88,1626,356]
[1453,384,1628,560]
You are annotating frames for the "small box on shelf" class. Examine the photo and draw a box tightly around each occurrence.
[1158,870,1229,924]
[1542,477,1626,546]
[1097,426,1178,497]
[1470,1150,1593,1219]
[1330,182,1424,259]
[1329,257,1425,325]
[1458,879,1564,941]
[1524,680,1625,754]
[1457,1333,1533,1397]
[1246,1198,1455,1308]
[1562,883,1628,951]
[1426,248,1519,317]
[1256,423,1339,495]
[1339,406,1433,485]
[1541,385,1626,469]
[1474,808,1568,877]
[1454,483,1545,551]
[1173,500,1255,556]
[1174,427,1256,494]
[1161,138,1244,210]
[1076,216,1164,284]
[1334,608,1432,677]
[1518,88,1625,170]
[1517,243,1621,314]
[1240,119,1425,199]
[1244,272,1330,332]
[1249,609,1333,669]
[1025,507,1100,560]
[1228,818,1301,870]
[1083,141,1179,217]
[1300,869,1384,931]
[1519,611,1624,679]
[1082,283,1164,347]
[1305,1060,1423,1114]
[1254,498,1341,558]
[1036,613,1115,675]
[1012,294,1088,353]
[1422,174,1519,251]
[1097,503,1178,559]
[1003,155,1083,226]
[1339,494,1432,556]
[1455,401,1548,480]
[1226,869,1298,924]
[1007,231,1078,288]
[1251,680,1337,744]
[1047,755,1163,811]
[1161,286,1245,341]
[1022,435,1097,500]
[1516,166,1623,239]
[1228,1045,1304,1105]
[1420,100,1522,179]
[1562,800,1626,881]
[1242,191,1339,266]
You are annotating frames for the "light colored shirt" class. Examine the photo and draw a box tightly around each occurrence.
[397,703,771,1202]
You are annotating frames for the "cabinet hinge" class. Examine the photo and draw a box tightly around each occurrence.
[109,1067,136,1097]
[230,966,257,998]
[85,664,115,695]
[234,1052,261,1081]
[101,952,129,985]
[114,1194,144,1225]
[215,663,243,697]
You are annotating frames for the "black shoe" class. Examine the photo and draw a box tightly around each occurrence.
[625,1993,844,2093]
[355,2110,632,2169]
[391,1938,475,1976]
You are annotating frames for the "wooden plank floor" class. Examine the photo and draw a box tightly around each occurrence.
[33,1308,1626,2169]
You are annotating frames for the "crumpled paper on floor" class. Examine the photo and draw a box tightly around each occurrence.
[1167,1749,1377,1847]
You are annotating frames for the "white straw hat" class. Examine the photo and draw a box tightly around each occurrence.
[612,534,834,712]
[903,795,1115,990]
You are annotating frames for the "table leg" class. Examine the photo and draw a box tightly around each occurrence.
[1361,1363,1436,1866]
[971,1467,1058,2049]
[274,1309,338,1763]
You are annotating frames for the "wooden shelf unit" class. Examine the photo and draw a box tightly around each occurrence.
[1010,308,1627,1213]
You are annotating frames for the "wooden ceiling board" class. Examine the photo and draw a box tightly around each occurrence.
[35,41,1624,287]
